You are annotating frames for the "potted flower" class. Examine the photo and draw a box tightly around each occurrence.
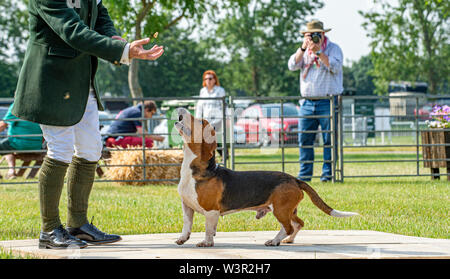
[421,105,450,180]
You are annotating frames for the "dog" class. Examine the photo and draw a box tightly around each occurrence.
[174,108,358,247]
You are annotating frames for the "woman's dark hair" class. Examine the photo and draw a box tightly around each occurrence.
[143,100,157,113]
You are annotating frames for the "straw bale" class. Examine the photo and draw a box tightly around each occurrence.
[104,147,184,185]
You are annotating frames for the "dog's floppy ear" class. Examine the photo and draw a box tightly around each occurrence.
[201,122,217,161]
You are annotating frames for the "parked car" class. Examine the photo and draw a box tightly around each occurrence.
[414,105,432,121]
[235,103,299,146]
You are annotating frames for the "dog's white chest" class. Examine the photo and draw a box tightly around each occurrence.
[178,146,205,214]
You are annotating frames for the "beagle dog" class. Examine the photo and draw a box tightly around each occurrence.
[174,108,358,247]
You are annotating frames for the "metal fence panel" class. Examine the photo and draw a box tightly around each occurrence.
[1,94,449,184]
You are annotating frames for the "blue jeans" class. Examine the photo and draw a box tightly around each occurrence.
[297,98,336,181]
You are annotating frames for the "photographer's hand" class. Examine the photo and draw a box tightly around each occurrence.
[295,37,311,64]
[302,37,310,50]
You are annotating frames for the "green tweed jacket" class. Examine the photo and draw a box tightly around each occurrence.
[13,0,127,126]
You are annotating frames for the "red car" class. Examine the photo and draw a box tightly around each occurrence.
[414,105,432,121]
[236,103,299,146]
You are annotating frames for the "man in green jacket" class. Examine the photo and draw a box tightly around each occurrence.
[13,0,164,249]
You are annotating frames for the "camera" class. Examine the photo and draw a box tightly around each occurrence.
[311,32,322,43]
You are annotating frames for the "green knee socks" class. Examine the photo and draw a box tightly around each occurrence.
[39,156,98,232]
[39,156,68,232]
[67,156,98,228]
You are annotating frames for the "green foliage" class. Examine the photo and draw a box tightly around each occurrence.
[105,0,234,40]
[360,0,450,94]
[138,28,223,97]
[0,0,29,61]
[343,55,376,95]
[0,0,29,97]
[0,61,17,97]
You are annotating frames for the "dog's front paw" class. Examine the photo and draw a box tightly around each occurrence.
[264,239,281,246]
[175,236,189,245]
[196,240,214,247]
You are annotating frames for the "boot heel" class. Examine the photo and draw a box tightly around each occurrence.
[38,242,48,249]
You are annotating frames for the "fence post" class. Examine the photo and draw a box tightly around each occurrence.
[415,96,420,177]
[229,96,235,170]
[330,96,336,183]
[222,96,227,167]
[141,97,146,182]
[338,95,344,182]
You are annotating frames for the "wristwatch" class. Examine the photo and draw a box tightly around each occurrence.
[315,50,322,56]
[300,46,306,52]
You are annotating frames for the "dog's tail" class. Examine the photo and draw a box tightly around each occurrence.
[296,179,359,218]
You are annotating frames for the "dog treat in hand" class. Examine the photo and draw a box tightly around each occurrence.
[150,32,158,44]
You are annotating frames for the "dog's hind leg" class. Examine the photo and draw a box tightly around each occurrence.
[265,184,302,246]
[265,208,292,246]
[265,204,295,246]
[283,195,305,244]
[282,213,304,244]
[197,210,220,247]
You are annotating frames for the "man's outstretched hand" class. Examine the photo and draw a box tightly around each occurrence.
[129,38,164,61]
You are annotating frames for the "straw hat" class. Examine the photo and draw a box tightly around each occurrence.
[300,20,331,34]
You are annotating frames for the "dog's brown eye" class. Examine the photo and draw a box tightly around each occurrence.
[179,115,183,121]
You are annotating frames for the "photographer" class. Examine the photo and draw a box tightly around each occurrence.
[288,20,343,182]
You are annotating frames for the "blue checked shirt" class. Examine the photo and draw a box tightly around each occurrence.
[288,39,344,97]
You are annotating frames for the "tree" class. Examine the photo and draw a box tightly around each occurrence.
[103,0,245,100]
[0,61,17,97]
[0,0,29,97]
[360,0,449,94]
[0,0,29,62]
[343,55,376,95]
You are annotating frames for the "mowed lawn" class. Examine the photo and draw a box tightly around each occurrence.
[1,148,449,255]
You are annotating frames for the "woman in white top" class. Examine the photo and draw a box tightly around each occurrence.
[195,70,227,157]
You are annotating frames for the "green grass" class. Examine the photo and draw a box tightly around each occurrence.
[232,147,432,177]
[1,148,449,258]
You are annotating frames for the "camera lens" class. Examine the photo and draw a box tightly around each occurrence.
[311,32,321,43]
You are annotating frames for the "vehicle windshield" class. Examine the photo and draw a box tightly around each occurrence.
[261,105,298,118]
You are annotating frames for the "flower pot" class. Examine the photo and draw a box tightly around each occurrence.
[421,130,450,180]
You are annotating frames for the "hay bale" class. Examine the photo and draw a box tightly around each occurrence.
[104,148,184,185]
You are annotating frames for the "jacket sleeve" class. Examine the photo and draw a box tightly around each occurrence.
[35,0,126,64]
[94,1,119,37]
